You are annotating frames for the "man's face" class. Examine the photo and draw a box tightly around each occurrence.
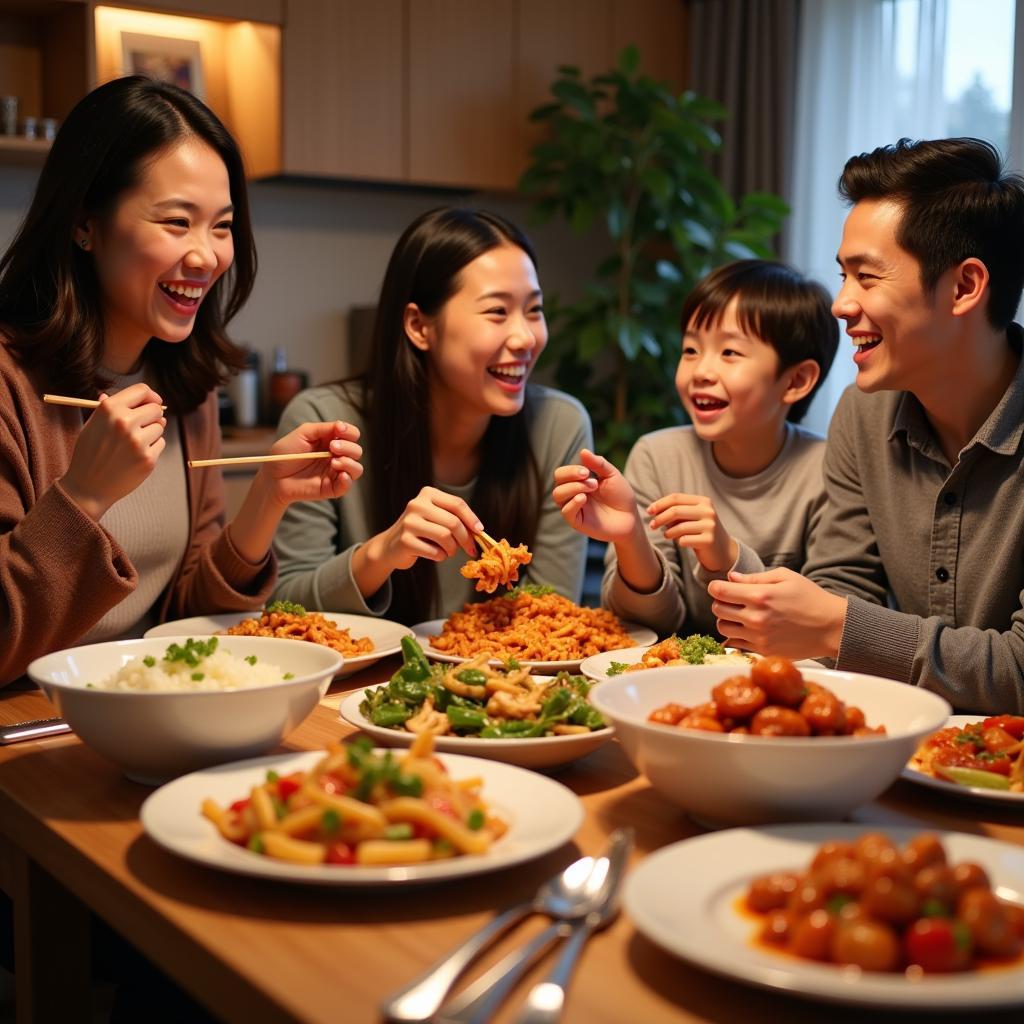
[832,199,949,394]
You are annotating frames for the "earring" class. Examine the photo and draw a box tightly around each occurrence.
[79,238,88,250]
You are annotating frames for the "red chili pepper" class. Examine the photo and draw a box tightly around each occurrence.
[229,798,250,813]
[904,918,972,972]
[326,841,356,865]
[277,775,302,800]
[982,715,1024,739]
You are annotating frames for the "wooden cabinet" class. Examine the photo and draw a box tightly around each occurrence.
[407,0,517,189]
[283,0,403,181]
[282,0,688,191]
[0,1,282,177]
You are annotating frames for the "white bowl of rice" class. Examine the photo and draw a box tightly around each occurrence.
[28,636,342,784]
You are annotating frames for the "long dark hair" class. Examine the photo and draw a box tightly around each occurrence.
[0,76,255,412]
[353,207,543,623]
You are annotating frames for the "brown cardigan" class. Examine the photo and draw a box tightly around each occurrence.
[0,342,275,686]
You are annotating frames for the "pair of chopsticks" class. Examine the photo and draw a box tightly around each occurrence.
[43,393,334,470]
[473,529,500,552]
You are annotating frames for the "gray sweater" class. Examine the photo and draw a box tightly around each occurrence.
[602,423,827,637]
[805,328,1024,713]
[270,382,591,620]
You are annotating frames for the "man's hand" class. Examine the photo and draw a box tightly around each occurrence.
[708,567,848,660]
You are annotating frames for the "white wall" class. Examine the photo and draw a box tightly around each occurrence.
[0,167,598,398]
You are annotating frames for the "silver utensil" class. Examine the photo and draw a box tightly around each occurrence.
[0,717,71,745]
[436,829,634,1024]
[515,828,634,1023]
[381,853,600,1023]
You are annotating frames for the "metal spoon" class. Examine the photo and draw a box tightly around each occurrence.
[436,829,634,1024]
[380,853,601,1023]
[515,828,634,1023]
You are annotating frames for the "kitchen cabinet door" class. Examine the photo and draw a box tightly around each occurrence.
[407,0,517,190]
[283,0,403,180]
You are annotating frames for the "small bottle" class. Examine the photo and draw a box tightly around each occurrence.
[268,346,307,423]
[228,349,260,428]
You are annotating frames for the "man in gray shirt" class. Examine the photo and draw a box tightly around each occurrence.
[707,138,1024,714]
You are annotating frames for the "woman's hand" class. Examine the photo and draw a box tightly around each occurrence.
[352,488,484,600]
[377,487,483,570]
[647,493,738,573]
[255,420,363,506]
[552,448,639,542]
[60,383,166,520]
[228,421,362,564]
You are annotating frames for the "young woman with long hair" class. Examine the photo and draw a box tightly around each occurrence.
[0,76,362,685]
[271,207,591,624]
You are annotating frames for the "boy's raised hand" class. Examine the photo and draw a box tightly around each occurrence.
[647,493,738,573]
[552,448,639,541]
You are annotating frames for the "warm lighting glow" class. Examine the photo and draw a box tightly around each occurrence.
[93,6,281,178]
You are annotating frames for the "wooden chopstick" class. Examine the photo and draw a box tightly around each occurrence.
[43,393,168,411]
[188,451,334,469]
[474,529,500,550]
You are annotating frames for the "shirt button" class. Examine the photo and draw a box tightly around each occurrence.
[943,492,957,506]
[936,567,950,582]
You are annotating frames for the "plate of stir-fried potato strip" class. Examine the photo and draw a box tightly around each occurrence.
[146,602,413,678]
[340,638,613,768]
[140,731,584,885]
[903,714,1024,804]
[414,584,656,672]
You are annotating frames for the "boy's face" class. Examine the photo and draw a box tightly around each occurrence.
[675,296,790,443]
[833,198,946,394]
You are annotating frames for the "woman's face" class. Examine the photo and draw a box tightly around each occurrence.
[84,139,234,371]
[412,242,547,419]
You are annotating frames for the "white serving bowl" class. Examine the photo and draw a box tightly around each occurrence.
[28,636,342,785]
[589,664,951,826]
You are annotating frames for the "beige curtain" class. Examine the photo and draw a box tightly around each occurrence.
[687,0,799,199]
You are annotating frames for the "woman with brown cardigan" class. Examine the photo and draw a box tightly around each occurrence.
[0,77,363,686]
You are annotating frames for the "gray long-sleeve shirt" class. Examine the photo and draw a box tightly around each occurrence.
[602,424,827,637]
[270,382,591,621]
[805,326,1024,714]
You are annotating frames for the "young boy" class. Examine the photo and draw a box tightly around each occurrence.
[707,138,1024,714]
[552,259,838,637]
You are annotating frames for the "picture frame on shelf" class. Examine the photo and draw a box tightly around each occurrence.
[120,32,205,100]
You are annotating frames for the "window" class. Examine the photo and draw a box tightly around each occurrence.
[787,0,1018,435]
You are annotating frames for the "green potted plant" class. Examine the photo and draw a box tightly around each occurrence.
[520,46,789,466]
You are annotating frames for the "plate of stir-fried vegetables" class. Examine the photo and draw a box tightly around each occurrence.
[903,714,1024,803]
[340,638,613,769]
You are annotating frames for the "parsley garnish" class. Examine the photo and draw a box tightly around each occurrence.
[266,600,307,617]
[606,661,629,676]
[163,637,218,667]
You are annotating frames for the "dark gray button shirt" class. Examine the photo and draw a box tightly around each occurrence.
[804,325,1024,713]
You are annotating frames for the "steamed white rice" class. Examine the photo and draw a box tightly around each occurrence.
[89,648,290,692]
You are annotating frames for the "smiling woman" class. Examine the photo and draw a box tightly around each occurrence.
[0,76,364,686]
[269,208,593,624]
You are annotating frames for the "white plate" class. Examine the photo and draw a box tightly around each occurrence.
[145,613,412,679]
[338,681,613,770]
[412,618,657,673]
[141,748,584,886]
[579,644,755,681]
[625,823,1024,1008]
[901,714,1024,806]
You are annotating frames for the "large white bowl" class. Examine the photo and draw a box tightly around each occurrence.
[589,664,951,825]
[28,636,342,785]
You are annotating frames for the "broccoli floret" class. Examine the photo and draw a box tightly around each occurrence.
[674,634,726,665]
[265,599,307,617]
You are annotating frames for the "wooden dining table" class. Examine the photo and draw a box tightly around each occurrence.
[0,658,1022,1024]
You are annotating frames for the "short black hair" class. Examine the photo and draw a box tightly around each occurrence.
[838,137,1024,330]
[679,259,838,423]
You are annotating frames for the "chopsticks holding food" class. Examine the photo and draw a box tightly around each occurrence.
[43,393,167,411]
[187,451,335,469]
